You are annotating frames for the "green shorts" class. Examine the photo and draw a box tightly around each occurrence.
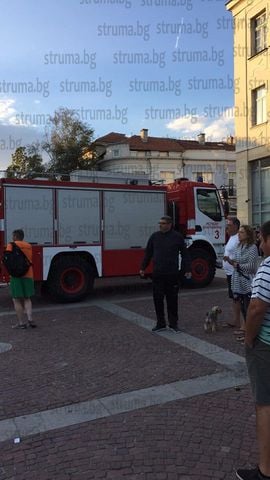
[10,277,35,298]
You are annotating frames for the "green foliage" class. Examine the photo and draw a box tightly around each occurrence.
[42,108,96,173]
[6,145,45,178]
[6,108,96,176]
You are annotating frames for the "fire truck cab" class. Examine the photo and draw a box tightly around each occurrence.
[166,179,225,287]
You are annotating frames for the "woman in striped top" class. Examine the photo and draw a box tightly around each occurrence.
[226,225,259,338]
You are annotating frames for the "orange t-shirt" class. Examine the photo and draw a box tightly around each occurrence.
[6,240,34,278]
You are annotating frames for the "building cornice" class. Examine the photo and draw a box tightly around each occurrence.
[226,0,244,12]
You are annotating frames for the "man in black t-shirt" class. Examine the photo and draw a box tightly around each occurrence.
[140,215,191,333]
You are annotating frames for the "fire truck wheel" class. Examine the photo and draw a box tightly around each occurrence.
[46,256,94,302]
[188,248,216,288]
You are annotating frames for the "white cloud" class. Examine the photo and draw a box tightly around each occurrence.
[0,98,45,168]
[0,98,40,127]
[0,98,16,124]
[166,107,235,141]
[166,116,205,134]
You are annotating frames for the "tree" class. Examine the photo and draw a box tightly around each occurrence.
[42,108,96,173]
[6,144,45,178]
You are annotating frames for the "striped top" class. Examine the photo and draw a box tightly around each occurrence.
[231,243,259,295]
[251,256,270,346]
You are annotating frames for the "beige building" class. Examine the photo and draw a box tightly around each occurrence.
[226,0,270,226]
[93,129,236,209]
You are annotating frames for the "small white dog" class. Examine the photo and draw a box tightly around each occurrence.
[204,306,222,333]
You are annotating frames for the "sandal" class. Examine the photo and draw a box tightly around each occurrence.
[236,335,245,342]
[12,324,27,329]
[233,330,245,335]
[27,321,37,328]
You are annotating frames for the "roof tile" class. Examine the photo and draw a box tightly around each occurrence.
[94,132,235,152]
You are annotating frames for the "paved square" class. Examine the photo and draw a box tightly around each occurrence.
[0,280,256,479]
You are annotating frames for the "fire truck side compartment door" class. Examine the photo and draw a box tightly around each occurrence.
[57,189,100,244]
[103,190,166,250]
[4,186,54,244]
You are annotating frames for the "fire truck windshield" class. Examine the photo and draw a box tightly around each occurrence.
[196,188,222,222]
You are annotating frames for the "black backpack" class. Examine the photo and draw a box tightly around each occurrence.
[2,242,32,278]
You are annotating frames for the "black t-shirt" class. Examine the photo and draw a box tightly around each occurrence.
[141,229,191,275]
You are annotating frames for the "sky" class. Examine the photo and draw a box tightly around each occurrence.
[0,0,235,169]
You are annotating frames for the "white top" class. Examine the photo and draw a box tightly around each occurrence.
[222,233,239,276]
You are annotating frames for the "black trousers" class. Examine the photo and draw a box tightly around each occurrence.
[152,274,180,328]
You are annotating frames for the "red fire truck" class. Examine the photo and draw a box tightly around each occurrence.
[0,171,226,302]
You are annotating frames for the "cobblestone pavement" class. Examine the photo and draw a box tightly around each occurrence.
[0,276,257,479]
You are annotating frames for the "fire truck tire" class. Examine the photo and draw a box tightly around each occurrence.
[46,256,94,302]
[188,248,216,288]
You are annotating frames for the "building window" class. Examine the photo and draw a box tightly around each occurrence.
[228,173,236,196]
[193,172,213,183]
[160,171,175,184]
[251,158,270,226]
[252,85,267,125]
[252,11,267,55]
[113,149,119,157]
